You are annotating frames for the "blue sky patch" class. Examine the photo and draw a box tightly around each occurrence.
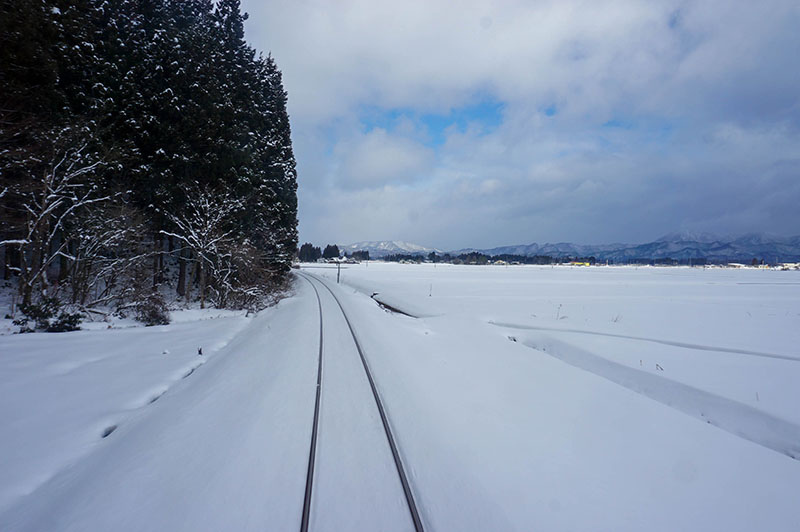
[602,118,634,129]
[543,104,558,117]
[359,99,504,146]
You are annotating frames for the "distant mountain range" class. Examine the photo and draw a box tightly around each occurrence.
[340,240,442,257]
[463,233,800,262]
[344,233,800,262]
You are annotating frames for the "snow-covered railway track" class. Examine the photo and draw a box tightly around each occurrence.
[296,271,424,532]
[298,274,325,532]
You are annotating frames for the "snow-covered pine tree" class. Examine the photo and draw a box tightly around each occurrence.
[1,0,299,317]
[261,55,299,268]
[1,0,62,280]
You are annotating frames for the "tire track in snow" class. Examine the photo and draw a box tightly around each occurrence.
[506,330,800,461]
[491,321,800,362]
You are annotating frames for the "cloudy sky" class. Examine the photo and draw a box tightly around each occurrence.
[241,0,800,249]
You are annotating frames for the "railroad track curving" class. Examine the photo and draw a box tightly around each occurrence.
[296,271,424,532]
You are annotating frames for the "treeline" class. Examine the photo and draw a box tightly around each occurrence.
[384,252,596,264]
[625,257,708,266]
[385,253,713,266]
[297,243,337,262]
[1,0,297,327]
[383,252,558,264]
[297,243,369,262]
[297,243,370,262]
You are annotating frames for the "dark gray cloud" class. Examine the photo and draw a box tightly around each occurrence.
[241,0,800,249]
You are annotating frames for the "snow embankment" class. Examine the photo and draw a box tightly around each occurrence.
[1,285,320,532]
[0,309,251,517]
[306,265,440,318]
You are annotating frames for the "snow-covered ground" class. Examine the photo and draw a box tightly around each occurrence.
[0,308,251,514]
[1,264,799,531]
[0,293,321,531]
[310,262,800,531]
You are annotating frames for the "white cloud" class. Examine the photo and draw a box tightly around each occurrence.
[333,128,434,189]
[242,0,800,249]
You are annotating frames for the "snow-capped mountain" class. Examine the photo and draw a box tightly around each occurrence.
[341,241,443,257]
[459,242,627,258]
[458,233,800,262]
[344,234,800,261]
[654,231,724,244]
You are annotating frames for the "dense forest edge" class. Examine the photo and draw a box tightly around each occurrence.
[1,0,298,330]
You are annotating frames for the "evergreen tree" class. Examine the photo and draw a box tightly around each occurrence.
[1,0,299,317]
[298,243,321,262]
[322,245,340,260]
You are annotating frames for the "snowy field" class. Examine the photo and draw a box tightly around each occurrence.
[0,309,252,515]
[310,263,800,530]
[1,263,799,531]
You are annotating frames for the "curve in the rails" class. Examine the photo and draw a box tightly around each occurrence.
[296,273,324,532]
[304,271,425,532]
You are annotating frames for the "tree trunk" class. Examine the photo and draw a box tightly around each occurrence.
[19,246,31,306]
[153,233,161,288]
[31,218,49,299]
[58,236,69,283]
[158,241,164,281]
[177,247,186,296]
[152,233,159,287]
[4,244,21,280]
[185,254,196,304]
[199,262,206,309]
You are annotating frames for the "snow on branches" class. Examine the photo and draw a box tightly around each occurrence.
[160,187,242,308]
[1,0,298,321]
[1,128,117,305]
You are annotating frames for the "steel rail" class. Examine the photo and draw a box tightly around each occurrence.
[306,272,425,532]
[297,272,324,532]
